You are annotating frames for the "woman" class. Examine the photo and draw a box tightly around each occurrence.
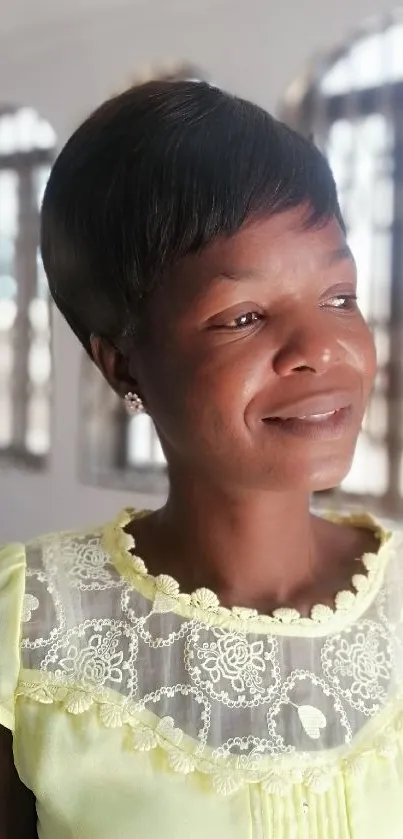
[1,79,402,839]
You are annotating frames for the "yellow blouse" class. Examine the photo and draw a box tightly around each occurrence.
[1,509,403,839]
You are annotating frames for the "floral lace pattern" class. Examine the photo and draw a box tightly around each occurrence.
[58,630,126,687]
[15,511,403,796]
[185,626,280,705]
[322,621,392,713]
[193,630,273,694]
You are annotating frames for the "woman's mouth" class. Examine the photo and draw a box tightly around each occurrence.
[262,393,355,440]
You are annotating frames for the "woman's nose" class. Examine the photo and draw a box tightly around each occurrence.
[272,322,341,377]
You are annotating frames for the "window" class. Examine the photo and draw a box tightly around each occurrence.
[0,106,55,468]
[80,64,206,491]
[283,12,403,517]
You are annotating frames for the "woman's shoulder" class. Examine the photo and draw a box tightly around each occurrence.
[11,515,127,662]
[0,513,125,606]
[20,515,120,583]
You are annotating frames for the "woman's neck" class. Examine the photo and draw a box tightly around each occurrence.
[131,475,343,613]
[164,483,317,608]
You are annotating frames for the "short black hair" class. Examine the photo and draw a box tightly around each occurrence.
[41,80,344,355]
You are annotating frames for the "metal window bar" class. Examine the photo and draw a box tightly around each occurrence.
[11,167,38,453]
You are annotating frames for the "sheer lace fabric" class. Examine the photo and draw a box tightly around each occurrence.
[18,513,403,792]
[2,511,403,838]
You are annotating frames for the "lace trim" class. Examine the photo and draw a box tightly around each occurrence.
[16,671,403,796]
[102,509,393,636]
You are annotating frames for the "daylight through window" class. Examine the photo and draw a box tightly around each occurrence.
[0,106,55,467]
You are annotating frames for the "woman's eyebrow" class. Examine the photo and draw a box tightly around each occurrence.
[211,246,354,284]
[215,269,267,282]
[326,244,355,267]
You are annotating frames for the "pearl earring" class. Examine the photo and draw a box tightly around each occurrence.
[124,391,144,415]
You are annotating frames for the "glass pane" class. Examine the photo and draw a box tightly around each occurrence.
[360,114,393,153]
[0,274,16,301]
[27,295,51,457]
[13,108,39,152]
[127,414,154,465]
[364,392,388,437]
[372,179,393,227]
[328,115,392,326]
[0,115,18,154]
[36,248,48,299]
[370,236,392,321]
[0,110,54,464]
[29,298,49,332]
[0,109,56,154]
[372,325,390,368]
[0,170,18,238]
[127,414,166,467]
[328,120,355,156]
[0,329,13,447]
[25,392,50,455]
[34,118,56,150]
[0,299,16,330]
[0,170,17,453]
[321,23,403,94]
[152,435,166,465]
[28,339,51,386]
[386,23,403,83]
[350,34,383,91]
[321,56,350,96]
[343,434,388,495]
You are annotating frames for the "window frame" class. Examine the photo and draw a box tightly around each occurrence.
[286,44,403,517]
[0,137,54,469]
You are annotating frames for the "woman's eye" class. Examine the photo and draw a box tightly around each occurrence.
[224,312,262,329]
[327,294,358,310]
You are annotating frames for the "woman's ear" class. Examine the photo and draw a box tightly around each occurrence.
[90,335,139,399]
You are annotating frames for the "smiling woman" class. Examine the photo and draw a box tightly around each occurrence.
[1,80,403,839]
[120,209,373,496]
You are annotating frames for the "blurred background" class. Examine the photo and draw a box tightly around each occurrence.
[0,0,402,540]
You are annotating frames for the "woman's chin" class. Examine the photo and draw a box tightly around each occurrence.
[253,452,356,495]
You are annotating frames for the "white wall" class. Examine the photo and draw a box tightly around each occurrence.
[0,0,397,541]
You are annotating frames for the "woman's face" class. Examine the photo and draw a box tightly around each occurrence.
[132,208,376,492]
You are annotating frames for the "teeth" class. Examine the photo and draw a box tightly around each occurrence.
[296,411,336,421]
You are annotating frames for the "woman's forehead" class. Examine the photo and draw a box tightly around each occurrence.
[168,212,351,294]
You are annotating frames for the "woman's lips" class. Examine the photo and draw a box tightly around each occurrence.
[262,405,355,440]
[264,390,354,421]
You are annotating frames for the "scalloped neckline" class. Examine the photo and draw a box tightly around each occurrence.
[103,508,393,634]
